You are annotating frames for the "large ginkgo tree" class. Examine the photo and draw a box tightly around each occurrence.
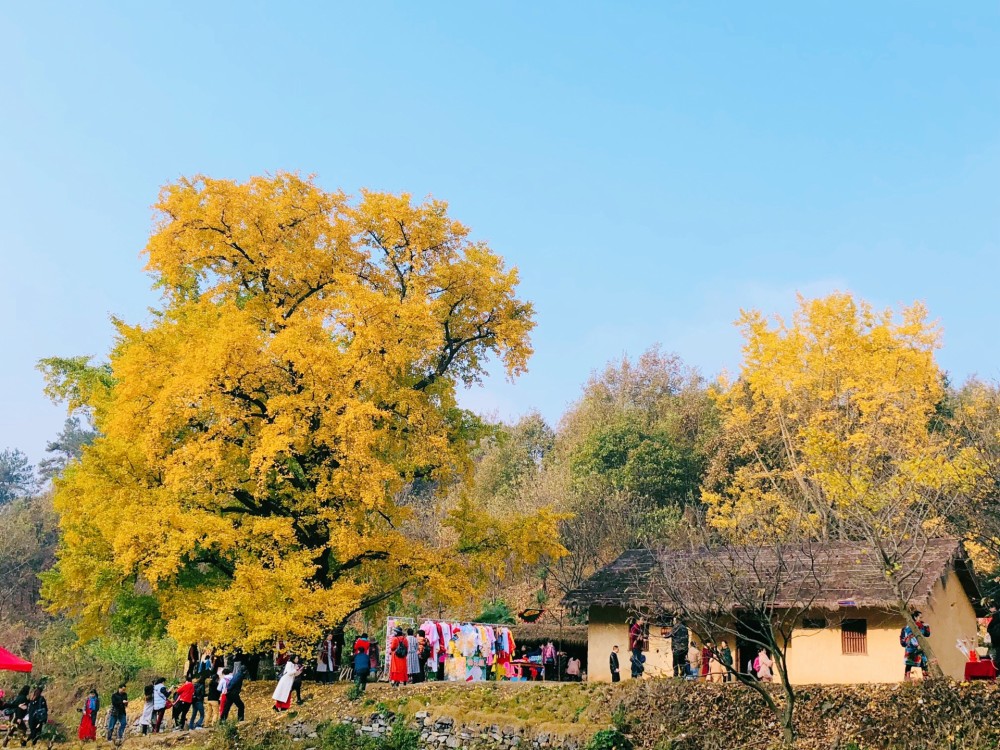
[40,174,563,649]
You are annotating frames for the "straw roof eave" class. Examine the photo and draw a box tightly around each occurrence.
[564,538,983,616]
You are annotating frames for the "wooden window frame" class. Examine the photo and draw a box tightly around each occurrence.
[841,619,868,655]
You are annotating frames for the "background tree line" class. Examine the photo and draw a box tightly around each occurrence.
[9,296,1000,652]
[465,295,1000,622]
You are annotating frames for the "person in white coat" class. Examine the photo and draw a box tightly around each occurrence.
[273,656,303,712]
[755,649,774,682]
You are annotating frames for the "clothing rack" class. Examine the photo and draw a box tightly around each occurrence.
[383,616,522,683]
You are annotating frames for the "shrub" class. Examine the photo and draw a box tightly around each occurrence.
[588,728,634,750]
[477,599,516,624]
[83,638,153,684]
[346,682,364,701]
[611,703,630,732]
[383,719,420,750]
[319,723,356,750]
[244,728,292,750]
[319,722,380,750]
[211,720,239,750]
[210,724,292,750]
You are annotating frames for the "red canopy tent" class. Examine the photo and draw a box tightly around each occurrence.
[0,646,32,673]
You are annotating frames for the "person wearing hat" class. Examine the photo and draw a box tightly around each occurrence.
[899,610,931,680]
[389,627,409,686]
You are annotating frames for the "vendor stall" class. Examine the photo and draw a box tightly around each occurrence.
[0,647,31,673]
[384,616,530,682]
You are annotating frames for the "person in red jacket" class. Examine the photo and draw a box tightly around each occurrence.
[172,678,194,728]
[389,627,409,686]
[628,618,646,652]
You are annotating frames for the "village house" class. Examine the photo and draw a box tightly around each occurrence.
[565,538,982,685]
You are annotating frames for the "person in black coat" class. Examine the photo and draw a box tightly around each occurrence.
[106,684,129,741]
[27,686,48,744]
[220,664,245,722]
[669,621,689,678]
[609,645,621,683]
[988,605,1000,670]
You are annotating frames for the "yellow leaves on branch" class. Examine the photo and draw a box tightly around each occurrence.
[704,292,980,537]
[40,173,561,649]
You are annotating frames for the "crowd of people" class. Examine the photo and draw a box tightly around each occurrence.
[271,635,380,711]
[621,610,943,683]
[3,630,589,744]
[2,608,964,745]
[65,648,250,742]
[0,685,48,745]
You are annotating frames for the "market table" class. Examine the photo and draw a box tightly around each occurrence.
[509,659,545,681]
[964,660,996,681]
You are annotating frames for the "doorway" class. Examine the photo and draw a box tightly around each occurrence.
[736,616,769,676]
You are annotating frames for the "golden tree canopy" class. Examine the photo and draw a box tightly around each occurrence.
[703,292,980,537]
[40,173,563,648]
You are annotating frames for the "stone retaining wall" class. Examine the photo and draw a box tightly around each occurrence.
[285,711,586,749]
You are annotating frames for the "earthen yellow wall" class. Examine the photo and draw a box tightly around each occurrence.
[784,609,902,684]
[922,570,979,680]
[587,571,978,684]
[587,606,674,681]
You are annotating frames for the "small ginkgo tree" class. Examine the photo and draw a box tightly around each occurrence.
[702,292,983,677]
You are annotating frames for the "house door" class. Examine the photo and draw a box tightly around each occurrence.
[736,617,768,677]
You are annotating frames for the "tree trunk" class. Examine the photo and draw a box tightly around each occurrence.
[780,693,795,747]
[776,654,797,747]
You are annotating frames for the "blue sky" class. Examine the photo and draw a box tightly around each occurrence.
[2,2,998,463]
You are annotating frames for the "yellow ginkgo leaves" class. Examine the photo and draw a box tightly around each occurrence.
[40,173,561,649]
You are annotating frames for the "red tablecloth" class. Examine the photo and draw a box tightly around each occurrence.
[964,660,996,681]
[509,660,544,680]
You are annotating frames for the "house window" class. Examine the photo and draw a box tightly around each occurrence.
[841,619,867,655]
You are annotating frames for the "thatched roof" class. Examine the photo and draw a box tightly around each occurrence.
[510,623,588,647]
[564,538,981,613]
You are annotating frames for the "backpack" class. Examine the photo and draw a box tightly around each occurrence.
[420,641,431,661]
[227,670,245,694]
[394,638,408,659]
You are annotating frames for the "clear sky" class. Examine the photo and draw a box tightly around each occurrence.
[1,2,998,464]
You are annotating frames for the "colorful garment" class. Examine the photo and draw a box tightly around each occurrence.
[755,651,773,681]
[406,635,420,676]
[901,621,931,669]
[272,661,299,710]
[77,695,98,741]
[420,621,439,663]
[389,635,409,684]
[459,624,478,657]
[446,636,465,681]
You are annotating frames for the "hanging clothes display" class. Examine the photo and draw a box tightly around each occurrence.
[384,616,521,682]
[385,617,417,681]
